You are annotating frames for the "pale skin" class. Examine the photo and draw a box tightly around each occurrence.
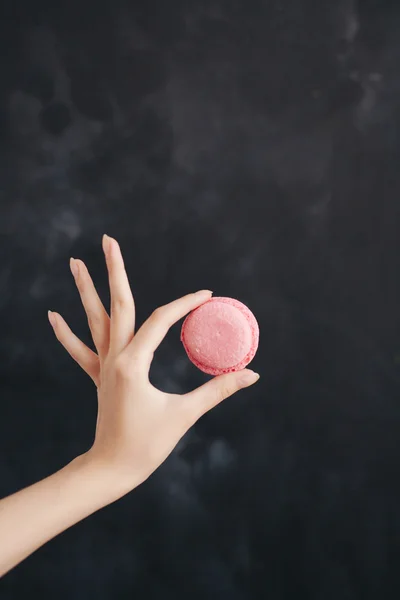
[0,234,260,578]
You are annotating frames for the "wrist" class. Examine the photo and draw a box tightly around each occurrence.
[72,452,142,503]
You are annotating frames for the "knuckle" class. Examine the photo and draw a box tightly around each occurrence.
[153,306,165,318]
[113,353,141,381]
[150,306,165,323]
[216,382,233,402]
[87,311,101,328]
[112,297,127,312]
[114,355,130,377]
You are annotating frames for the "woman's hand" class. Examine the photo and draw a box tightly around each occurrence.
[0,234,260,578]
[48,234,260,494]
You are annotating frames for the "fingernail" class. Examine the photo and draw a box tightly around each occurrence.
[70,257,79,278]
[48,310,57,328]
[196,290,213,298]
[102,234,111,256]
[238,370,260,387]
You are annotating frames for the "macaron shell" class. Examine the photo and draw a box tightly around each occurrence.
[180,297,259,375]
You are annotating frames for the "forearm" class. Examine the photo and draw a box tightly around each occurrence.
[0,454,126,578]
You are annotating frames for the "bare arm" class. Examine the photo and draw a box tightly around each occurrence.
[0,454,128,578]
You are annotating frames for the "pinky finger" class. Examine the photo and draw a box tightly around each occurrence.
[48,311,100,386]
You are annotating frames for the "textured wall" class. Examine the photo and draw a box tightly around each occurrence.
[2,0,400,598]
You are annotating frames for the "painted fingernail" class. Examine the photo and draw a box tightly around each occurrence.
[196,290,213,298]
[238,370,260,387]
[70,257,79,278]
[48,310,57,328]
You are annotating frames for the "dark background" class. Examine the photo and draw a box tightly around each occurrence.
[1,0,400,598]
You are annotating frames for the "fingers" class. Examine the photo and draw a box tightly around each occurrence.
[102,235,135,355]
[70,258,110,358]
[127,290,213,371]
[48,311,100,387]
[183,369,260,423]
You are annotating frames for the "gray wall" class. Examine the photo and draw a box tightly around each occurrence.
[2,1,400,598]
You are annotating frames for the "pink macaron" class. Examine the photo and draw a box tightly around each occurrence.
[180,296,259,375]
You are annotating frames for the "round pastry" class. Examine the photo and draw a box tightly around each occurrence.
[180,296,259,375]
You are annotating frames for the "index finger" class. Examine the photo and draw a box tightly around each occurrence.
[127,290,213,369]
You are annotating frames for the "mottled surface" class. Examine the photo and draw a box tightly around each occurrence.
[2,0,400,598]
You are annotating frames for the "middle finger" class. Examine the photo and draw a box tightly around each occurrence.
[102,234,136,355]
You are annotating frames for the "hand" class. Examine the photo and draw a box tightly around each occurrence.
[48,235,260,493]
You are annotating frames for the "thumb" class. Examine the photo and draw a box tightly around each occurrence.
[184,369,260,421]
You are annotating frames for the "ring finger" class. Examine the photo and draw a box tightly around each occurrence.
[48,311,100,386]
